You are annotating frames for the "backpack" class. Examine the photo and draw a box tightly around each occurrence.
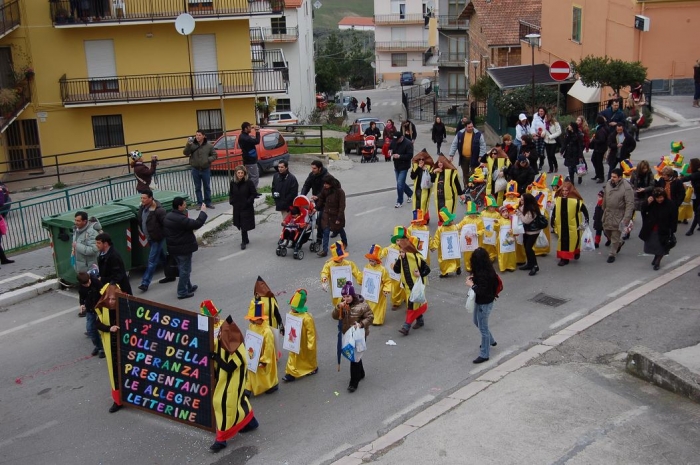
[495,274,504,299]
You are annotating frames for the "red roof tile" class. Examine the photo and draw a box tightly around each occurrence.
[338,16,375,26]
[460,0,541,46]
[285,0,303,8]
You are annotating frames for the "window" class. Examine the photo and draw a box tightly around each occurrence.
[263,132,285,150]
[213,135,236,150]
[448,72,466,97]
[197,109,222,140]
[448,0,467,16]
[92,115,124,148]
[276,98,291,111]
[271,16,287,34]
[391,53,407,67]
[572,6,582,43]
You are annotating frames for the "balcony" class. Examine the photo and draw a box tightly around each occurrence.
[373,14,424,25]
[437,15,468,30]
[49,0,285,28]
[59,69,288,107]
[0,0,21,40]
[376,41,429,52]
[261,26,298,42]
[438,53,467,67]
[250,27,264,43]
[0,82,31,134]
[251,49,287,69]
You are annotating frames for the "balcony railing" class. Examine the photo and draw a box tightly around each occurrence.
[0,0,21,40]
[250,27,264,43]
[519,20,541,43]
[0,83,31,134]
[438,53,467,66]
[49,0,285,27]
[376,41,429,52]
[261,26,298,41]
[251,49,287,69]
[437,15,468,30]
[59,69,288,106]
[373,14,424,25]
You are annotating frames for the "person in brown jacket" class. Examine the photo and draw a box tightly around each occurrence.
[130,150,157,194]
[316,174,347,257]
[602,168,635,263]
[332,281,373,392]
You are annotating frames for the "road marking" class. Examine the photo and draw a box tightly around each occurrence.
[0,305,79,339]
[355,207,385,216]
[661,255,690,271]
[549,311,583,330]
[218,251,245,262]
[607,280,643,298]
[468,346,517,375]
[57,290,78,299]
[0,420,59,449]
[0,272,43,285]
[643,127,698,140]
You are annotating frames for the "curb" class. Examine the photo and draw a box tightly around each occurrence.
[0,279,60,307]
[195,193,271,241]
[329,256,700,464]
[626,346,700,405]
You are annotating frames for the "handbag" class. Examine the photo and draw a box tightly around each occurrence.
[666,233,677,250]
[532,213,549,231]
[465,288,476,314]
[576,162,588,175]
[0,215,7,235]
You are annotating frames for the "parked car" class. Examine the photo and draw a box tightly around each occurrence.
[210,128,289,174]
[344,119,386,155]
[400,72,415,86]
[266,111,300,131]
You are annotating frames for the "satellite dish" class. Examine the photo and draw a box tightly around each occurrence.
[370,62,376,69]
[175,13,195,36]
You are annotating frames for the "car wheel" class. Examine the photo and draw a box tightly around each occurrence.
[344,144,351,155]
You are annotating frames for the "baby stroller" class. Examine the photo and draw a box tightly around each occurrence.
[360,135,378,163]
[463,167,488,210]
[276,195,317,260]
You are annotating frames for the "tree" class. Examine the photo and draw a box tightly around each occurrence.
[572,55,647,96]
[493,84,559,117]
[315,59,341,95]
[346,32,374,89]
[469,75,498,103]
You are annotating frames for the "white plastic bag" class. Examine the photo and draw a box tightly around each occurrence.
[581,226,595,252]
[494,176,507,193]
[511,215,525,235]
[465,288,476,314]
[354,326,366,353]
[341,327,360,362]
[409,278,426,304]
[536,230,549,248]
[420,169,433,189]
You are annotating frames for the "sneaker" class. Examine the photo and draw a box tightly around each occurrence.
[317,250,328,257]
[178,292,195,299]
[394,203,402,208]
[407,196,412,203]
[138,284,148,292]
[205,204,215,209]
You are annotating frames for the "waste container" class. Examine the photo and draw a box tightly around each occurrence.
[41,204,134,286]
[109,191,189,269]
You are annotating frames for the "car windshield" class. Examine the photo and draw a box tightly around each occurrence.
[360,122,385,133]
[402,72,412,78]
[213,136,237,150]
[269,114,281,121]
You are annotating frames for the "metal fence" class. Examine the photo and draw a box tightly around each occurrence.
[0,0,20,37]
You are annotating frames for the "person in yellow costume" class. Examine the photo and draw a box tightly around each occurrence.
[430,207,462,277]
[456,201,484,272]
[248,275,285,336]
[244,301,279,397]
[283,289,318,382]
[495,206,517,271]
[551,181,589,266]
[431,154,463,224]
[527,173,552,256]
[481,147,511,205]
[678,182,694,223]
[480,195,501,261]
[392,227,431,336]
[209,309,258,453]
[94,283,122,414]
[362,244,392,325]
[320,241,362,307]
[380,226,408,310]
[501,180,525,264]
[407,209,431,265]
[410,150,435,224]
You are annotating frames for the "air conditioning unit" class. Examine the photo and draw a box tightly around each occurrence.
[634,15,650,32]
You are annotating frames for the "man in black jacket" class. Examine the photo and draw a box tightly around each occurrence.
[506,155,537,194]
[271,161,298,213]
[163,197,207,300]
[300,160,328,243]
[96,233,132,295]
[390,132,414,208]
[239,122,261,188]
[78,271,104,357]
[136,189,168,292]
[607,124,636,180]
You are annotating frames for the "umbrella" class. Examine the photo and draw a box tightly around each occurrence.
[337,318,342,371]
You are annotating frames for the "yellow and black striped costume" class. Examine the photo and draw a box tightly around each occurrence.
[552,197,589,260]
[95,284,121,407]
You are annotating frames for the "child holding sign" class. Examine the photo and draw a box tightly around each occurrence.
[244,302,279,396]
[362,245,391,325]
[381,227,408,310]
[407,209,431,265]
[480,196,501,262]
[393,233,431,336]
[283,289,318,382]
[320,241,362,307]
[430,207,462,278]
[496,207,517,272]
[456,202,484,272]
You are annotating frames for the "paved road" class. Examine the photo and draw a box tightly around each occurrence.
[0,124,699,464]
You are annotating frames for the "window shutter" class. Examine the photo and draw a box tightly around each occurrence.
[85,40,117,78]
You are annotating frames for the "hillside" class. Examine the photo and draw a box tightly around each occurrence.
[311,0,374,31]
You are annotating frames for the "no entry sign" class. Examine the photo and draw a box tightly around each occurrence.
[549,60,571,81]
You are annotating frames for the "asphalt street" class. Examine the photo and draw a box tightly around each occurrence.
[0,122,698,464]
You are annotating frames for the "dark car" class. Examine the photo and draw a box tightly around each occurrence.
[344,120,386,155]
[400,72,415,86]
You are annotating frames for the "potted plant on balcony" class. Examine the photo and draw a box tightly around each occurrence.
[270,0,284,13]
[23,67,35,80]
[0,88,20,118]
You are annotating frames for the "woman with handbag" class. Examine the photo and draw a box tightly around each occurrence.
[514,193,544,276]
[466,247,500,364]
[551,181,590,266]
[639,187,677,270]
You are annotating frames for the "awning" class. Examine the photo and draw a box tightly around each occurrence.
[567,79,601,104]
[486,64,575,89]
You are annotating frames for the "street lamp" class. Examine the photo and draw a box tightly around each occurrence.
[470,60,479,83]
[525,33,541,116]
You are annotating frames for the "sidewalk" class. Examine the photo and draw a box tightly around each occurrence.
[331,259,700,464]
[650,94,700,124]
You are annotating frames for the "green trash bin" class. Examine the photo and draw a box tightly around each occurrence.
[41,204,134,286]
[109,191,189,269]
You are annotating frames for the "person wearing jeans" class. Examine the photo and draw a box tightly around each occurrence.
[515,193,542,276]
[191,167,212,209]
[390,133,414,208]
[183,129,217,209]
[136,189,167,291]
[163,197,207,299]
[467,248,499,364]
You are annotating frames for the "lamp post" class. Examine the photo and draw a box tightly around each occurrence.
[525,33,541,116]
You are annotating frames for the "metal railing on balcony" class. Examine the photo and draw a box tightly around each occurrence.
[373,13,424,24]
[0,0,21,39]
[59,69,288,106]
[251,49,287,69]
[0,83,31,134]
[49,0,284,26]
[250,27,264,43]
[438,53,467,66]
[376,41,429,51]
[437,15,468,30]
[261,26,298,41]
[519,20,541,43]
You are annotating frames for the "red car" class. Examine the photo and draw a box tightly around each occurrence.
[343,119,386,155]
[210,128,290,173]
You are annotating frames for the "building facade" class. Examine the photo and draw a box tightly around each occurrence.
[373,0,434,83]
[0,0,314,178]
[338,17,375,32]
[436,0,469,98]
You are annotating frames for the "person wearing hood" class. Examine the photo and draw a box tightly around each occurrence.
[73,210,101,279]
[248,276,285,334]
[283,289,318,382]
[209,312,259,453]
[481,147,511,205]
[432,154,463,221]
[136,189,167,292]
[229,165,258,250]
[332,282,373,393]
[392,228,431,336]
[430,207,462,278]
[506,154,536,195]
[410,150,435,223]
[316,174,347,257]
[300,160,329,244]
[361,245,391,326]
[562,121,584,184]
[130,150,157,194]
[551,181,590,267]
[320,241,363,307]
[183,129,217,210]
[514,113,531,154]
[244,301,279,397]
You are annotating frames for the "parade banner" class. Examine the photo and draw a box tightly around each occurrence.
[330,265,353,298]
[361,268,382,303]
[244,330,264,374]
[384,248,401,281]
[459,224,479,252]
[482,218,497,246]
[283,313,303,354]
[441,230,461,259]
[411,229,430,260]
[117,295,215,431]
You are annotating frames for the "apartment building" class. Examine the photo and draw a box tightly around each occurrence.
[436,0,468,97]
[0,0,314,176]
[374,0,434,83]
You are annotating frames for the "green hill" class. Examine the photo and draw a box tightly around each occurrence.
[312,0,374,31]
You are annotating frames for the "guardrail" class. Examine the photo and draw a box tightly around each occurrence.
[375,41,429,51]
[373,13,424,24]
[0,0,20,39]
[437,15,468,29]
